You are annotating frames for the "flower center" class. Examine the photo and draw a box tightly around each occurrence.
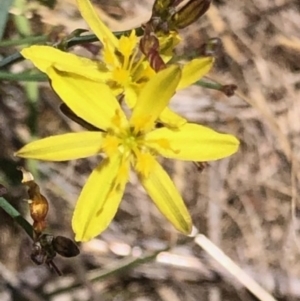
[102,30,154,90]
[122,130,138,151]
[102,125,143,158]
[101,112,156,177]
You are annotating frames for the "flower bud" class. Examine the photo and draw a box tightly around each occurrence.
[140,31,160,56]
[33,220,47,235]
[171,0,211,29]
[19,167,49,234]
[27,184,49,225]
[52,236,80,257]
[148,49,166,72]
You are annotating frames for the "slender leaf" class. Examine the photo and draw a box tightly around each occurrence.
[0,196,33,238]
[0,35,48,47]
[0,71,47,81]
[0,0,14,40]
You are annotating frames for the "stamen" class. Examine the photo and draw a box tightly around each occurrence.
[102,135,120,157]
[134,151,155,177]
[128,46,139,73]
[131,55,146,80]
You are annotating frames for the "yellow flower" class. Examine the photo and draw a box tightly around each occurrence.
[20,0,214,127]
[16,66,239,242]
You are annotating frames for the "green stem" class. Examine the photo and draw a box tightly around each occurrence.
[195,78,237,96]
[0,197,33,239]
[0,195,61,276]
[0,52,24,69]
[0,71,47,81]
[46,248,167,297]
[0,0,14,40]
[0,35,48,47]
[0,28,145,70]
[195,79,223,90]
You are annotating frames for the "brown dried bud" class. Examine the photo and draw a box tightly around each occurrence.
[171,0,211,29]
[30,242,44,265]
[38,234,56,260]
[27,185,49,223]
[19,167,49,234]
[148,49,166,72]
[140,32,160,56]
[52,236,80,258]
[220,84,237,97]
[139,28,166,72]
[33,220,47,235]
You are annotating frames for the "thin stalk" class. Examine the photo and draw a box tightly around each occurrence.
[0,35,48,47]
[0,71,47,81]
[0,196,33,239]
[0,28,145,70]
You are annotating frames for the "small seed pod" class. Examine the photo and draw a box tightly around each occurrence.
[19,167,49,232]
[52,236,80,258]
[140,31,160,56]
[33,220,47,235]
[28,192,49,222]
[147,49,166,72]
[37,234,57,261]
[220,84,237,97]
[30,242,44,265]
[171,0,211,29]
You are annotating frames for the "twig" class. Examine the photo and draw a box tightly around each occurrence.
[194,234,278,301]
[46,248,167,297]
[0,35,48,47]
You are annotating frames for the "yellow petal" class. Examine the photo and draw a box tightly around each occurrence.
[158,107,187,128]
[145,123,239,161]
[21,45,110,81]
[112,68,130,86]
[134,151,155,178]
[118,30,138,58]
[76,0,118,48]
[103,40,119,67]
[133,60,155,83]
[130,65,181,132]
[16,132,104,161]
[72,153,129,241]
[158,31,182,63]
[177,57,214,90]
[124,84,138,109]
[138,158,192,234]
[48,67,127,131]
